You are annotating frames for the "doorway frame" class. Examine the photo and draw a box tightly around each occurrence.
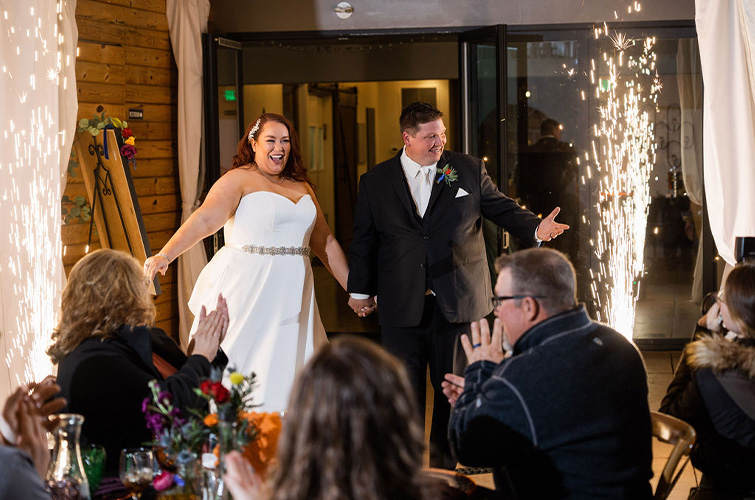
[202,22,713,347]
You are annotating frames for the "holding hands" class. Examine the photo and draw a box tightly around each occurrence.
[536,207,570,242]
[348,296,376,317]
[143,253,170,281]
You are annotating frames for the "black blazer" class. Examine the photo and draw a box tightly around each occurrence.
[348,150,541,327]
[56,326,228,473]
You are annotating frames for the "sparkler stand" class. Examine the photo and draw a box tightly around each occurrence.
[74,129,160,295]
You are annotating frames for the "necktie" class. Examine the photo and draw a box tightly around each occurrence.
[418,166,433,217]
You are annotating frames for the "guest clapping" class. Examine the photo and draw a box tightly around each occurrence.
[0,378,66,499]
[446,248,652,498]
[661,261,755,498]
[48,249,229,474]
[223,336,430,500]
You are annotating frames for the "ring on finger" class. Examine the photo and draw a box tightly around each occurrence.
[472,343,481,348]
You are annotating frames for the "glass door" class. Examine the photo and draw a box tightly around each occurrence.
[505,25,705,345]
[504,29,590,302]
[459,26,508,282]
[202,34,244,256]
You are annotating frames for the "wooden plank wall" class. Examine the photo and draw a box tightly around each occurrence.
[64,0,180,338]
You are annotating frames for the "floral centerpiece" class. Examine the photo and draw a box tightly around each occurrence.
[142,368,259,496]
[196,369,259,453]
[76,107,138,168]
[142,380,209,494]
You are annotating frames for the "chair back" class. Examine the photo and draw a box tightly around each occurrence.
[651,411,696,500]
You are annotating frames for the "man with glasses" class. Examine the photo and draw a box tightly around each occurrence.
[443,248,653,499]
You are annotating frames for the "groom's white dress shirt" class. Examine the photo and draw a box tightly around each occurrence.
[400,147,437,218]
[351,148,436,300]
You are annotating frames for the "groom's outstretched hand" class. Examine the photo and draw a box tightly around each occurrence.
[349,296,376,317]
[536,207,570,242]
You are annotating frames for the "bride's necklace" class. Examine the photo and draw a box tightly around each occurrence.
[254,163,284,185]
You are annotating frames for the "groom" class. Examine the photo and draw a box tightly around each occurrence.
[347,102,568,469]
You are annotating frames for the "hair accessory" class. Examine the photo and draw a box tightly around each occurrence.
[248,118,261,142]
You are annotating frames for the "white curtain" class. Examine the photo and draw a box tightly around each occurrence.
[166,0,210,348]
[696,0,755,266]
[0,0,78,402]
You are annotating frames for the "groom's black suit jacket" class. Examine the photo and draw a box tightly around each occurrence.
[348,150,542,327]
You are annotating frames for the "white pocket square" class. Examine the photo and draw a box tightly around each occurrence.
[455,188,469,198]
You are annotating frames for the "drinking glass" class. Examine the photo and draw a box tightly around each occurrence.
[119,448,155,499]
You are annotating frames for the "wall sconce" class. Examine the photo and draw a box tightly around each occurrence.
[335,2,354,19]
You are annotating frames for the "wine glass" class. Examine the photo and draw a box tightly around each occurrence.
[119,448,155,499]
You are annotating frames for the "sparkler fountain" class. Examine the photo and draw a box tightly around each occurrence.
[0,1,76,397]
[588,19,660,339]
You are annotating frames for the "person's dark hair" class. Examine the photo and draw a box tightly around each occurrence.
[268,336,428,500]
[231,113,311,184]
[540,118,560,137]
[400,102,444,134]
[495,248,577,315]
[722,261,755,338]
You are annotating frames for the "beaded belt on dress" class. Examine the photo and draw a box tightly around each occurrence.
[241,244,310,257]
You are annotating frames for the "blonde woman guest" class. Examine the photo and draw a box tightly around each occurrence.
[49,249,229,474]
[144,113,350,412]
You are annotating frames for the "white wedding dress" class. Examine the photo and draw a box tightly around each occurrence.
[188,191,327,411]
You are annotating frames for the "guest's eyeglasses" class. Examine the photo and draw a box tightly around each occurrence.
[492,295,546,308]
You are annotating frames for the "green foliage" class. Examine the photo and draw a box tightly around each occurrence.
[61,194,91,225]
[77,114,127,137]
[67,149,78,178]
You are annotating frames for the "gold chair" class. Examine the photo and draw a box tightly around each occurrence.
[651,411,697,500]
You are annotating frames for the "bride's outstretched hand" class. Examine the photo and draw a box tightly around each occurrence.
[144,253,169,280]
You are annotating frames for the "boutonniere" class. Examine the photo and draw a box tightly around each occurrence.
[436,163,458,186]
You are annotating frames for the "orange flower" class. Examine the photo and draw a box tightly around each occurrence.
[203,413,218,427]
[241,412,282,477]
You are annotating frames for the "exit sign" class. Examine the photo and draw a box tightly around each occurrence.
[224,89,236,102]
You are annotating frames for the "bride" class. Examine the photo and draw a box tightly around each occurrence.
[144,113,355,411]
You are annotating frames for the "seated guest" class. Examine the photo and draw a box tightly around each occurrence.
[660,262,755,499]
[443,248,652,499]
[0,378,66,499]
[48,249,229,474]
[223,336,430,500]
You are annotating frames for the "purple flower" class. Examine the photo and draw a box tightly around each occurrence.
[141,397,150,413]
[158,391,173,405]
[120,144,137,159]
[145,413,164,435]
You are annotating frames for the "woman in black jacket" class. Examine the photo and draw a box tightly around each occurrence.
[661,262,755,499]
[48,249,229,475]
